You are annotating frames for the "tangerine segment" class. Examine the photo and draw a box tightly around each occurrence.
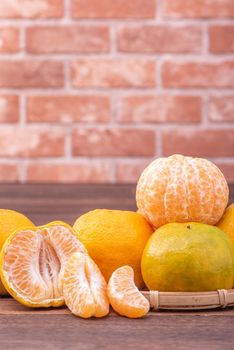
[62,252,109,318]
[0,223,86,308]
[107,266,150,318]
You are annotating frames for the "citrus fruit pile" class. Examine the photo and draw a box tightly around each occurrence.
[0,211,151,318]
[0,154,233,319]
[137,155,234,294]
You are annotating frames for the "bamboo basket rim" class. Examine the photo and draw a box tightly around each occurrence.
[141,288,234,311]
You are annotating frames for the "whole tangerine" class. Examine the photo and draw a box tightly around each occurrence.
[217,204,234,245]
[141,222,234,292]
[73,209,153,289]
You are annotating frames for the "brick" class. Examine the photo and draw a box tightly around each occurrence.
[27,162,113,183]
[26,26,109,54]
[116,160,150,183]
[162,60,234,88]
[163,0,234,18]
[27,95,110,123]
[209,96,234,122]
[72,128,155,157]
[117,95,202,123]
[0,27,19,52]
[0,127,65,157]
[215,163,234,183]
[117,25,202,53]
[0,95,19,123]
[0,61,63,88]
[72,59,155,88]
[209,25,234,53]
[162,129,234,157]
[0,0,63,18]
[0,164,19,182]
[72,0,156,19]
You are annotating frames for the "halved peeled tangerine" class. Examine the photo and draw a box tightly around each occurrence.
[62,252,109,318]
[107,266,150,318]
[0,222,86,308]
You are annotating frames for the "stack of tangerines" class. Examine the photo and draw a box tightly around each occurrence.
[0,154,233,319]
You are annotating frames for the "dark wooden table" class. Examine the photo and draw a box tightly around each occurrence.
[0,184,234,350]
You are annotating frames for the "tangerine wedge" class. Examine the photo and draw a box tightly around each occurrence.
[62,252,109,318]
[0,222,86,308]
[107,266,150,318]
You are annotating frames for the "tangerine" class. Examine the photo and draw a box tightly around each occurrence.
[0,222,86,307]
[0,209,34,295]
[73,209,153,288]
[141,222,234,292]
[136,154,229,228]
[217,204,234,244]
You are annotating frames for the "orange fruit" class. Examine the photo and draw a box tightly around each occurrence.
[0,209,35,295]
[136,154,229,228]
[141,222,234,292]
[107,266,150,318]
[73,209,153,288]
[62,252,109,318]
[217,204,234,244]
[0,222,86,307]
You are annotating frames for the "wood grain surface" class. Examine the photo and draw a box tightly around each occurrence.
[0,184,234,350]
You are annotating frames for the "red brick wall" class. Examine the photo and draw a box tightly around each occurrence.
[0,0,233,183]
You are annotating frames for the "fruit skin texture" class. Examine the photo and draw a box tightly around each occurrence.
[107,265,150,318]
[73,209,153,289]
[0,209,35,295]
[0,222,86,307]
[217,204,234,245]
[141,222,234,292]
[136,154,229,228]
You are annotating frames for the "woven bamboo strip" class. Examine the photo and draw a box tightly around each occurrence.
[141,289,234,310]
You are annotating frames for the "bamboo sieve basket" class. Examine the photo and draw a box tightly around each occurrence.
[141,289,234,311]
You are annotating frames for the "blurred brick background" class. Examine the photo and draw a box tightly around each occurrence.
[0,0,233,184]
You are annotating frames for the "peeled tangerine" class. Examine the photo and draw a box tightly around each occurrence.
[107,266,150,318]
[136,154,229,228]
[0,222,86,308]
[62,252,109,318]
